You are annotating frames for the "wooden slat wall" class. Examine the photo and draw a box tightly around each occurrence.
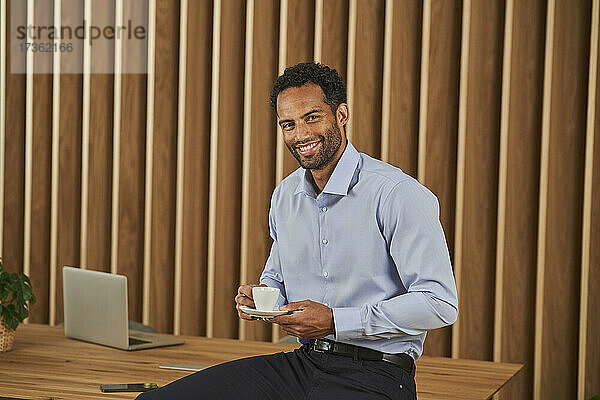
[457,0,504,361]
[421,0,462,358]
[180,0,211,337]
[386,0,421,176]
[352,0,384,158]
[581,4,600,400]
[1,1,598,398]
[211,0,246,339]
[320,0,347,80]
[585,10,600,395]
[29,0,52,323]
[117,0,147,324]
[148,0,179,334]
[56,0,84,325]
[496,0,546,398]
[4,0,26,277]
[536,0,590,398]
[87,0,114,275]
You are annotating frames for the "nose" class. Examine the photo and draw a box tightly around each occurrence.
[291,120,311,144]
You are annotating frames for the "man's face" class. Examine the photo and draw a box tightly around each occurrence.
[276,83,346,171]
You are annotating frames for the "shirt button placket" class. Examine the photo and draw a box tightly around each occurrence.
[319,200,329,308]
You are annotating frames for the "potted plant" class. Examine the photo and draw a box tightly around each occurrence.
[0,259,35,352]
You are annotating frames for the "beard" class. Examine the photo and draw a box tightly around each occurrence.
[286,123,343,170]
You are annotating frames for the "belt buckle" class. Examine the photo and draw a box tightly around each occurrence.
[313,339,332,353]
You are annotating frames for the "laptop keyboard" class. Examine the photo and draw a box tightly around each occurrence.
[129,337,151,346]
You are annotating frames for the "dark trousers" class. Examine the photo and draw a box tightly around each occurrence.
[136,344,417,400]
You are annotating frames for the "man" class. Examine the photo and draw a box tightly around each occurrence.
[137,62,458,400]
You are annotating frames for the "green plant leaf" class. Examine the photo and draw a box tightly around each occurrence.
[0,259,36,329]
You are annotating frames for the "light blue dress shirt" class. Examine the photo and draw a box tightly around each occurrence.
[259,140,458,361]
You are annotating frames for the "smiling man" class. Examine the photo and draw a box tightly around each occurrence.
[137,62,458,400]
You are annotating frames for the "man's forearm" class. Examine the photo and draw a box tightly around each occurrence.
[333,291,458,341]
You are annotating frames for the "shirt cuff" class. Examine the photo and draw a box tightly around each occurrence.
[332,307,363,340]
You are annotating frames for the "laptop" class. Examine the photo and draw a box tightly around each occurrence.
[63,266,184,351]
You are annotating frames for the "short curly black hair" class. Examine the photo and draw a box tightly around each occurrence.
[270,62,346,115]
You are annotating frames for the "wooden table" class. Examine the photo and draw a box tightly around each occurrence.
[0,324,522,399]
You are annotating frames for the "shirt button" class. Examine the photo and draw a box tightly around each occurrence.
[322,207,327,212]
[323,271,328,278]
[322,239,328,245]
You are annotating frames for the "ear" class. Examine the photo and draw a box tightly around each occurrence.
[336,103,350,128]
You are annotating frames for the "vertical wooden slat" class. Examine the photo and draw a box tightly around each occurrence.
[273,0,287,343]
[79,0,92,269]
[117,1,150,322]
[345,0,356,140]
[239,0,254,341]
[320,0,348,79]
[119,0,148,323]
[49,0,62,325]
[56,0,84,323]
[149,0,179,333]
[111,0,123,275]
[87,0,114,273]
[386,0,421,177]
[533,0,555,397]
[314,0,323,62]
[352,0,384,158]
[4,0,26,276]
[417,0,431,183]
[579,0,599,398]
[180,0,211,336]
[142,0,157,326]
[173,0,189,336]
[536,0,590,398]
[23,0,33,282]
[0,0,5,258]
[30,0,53,323]
[493,0,514,369]
[497,0,546,397]
[585,32,600,397]
[206,0,221,338]
[457,0,504,362]
[380,0,393,162]
[452,0,470,359]
[212,0,245,339]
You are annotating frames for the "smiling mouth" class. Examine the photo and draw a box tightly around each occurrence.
[296,140,321,156]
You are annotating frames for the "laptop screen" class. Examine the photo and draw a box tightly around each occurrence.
[63,266,130,349]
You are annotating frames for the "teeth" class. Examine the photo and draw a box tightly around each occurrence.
[299,142,319,152]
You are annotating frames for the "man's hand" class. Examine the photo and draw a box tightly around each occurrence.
[270,300,335,339]
[235,283,267,321]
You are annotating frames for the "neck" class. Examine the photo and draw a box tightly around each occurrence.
[309,140,347,194]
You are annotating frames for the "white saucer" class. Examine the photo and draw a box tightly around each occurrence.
[240,305,287,318]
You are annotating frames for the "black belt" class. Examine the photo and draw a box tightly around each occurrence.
[311,339,415,376]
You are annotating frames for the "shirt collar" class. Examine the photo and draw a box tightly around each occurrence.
[294,140,360,196]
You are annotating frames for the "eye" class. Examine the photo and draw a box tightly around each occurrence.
[306,115,319,122]
[281,122,294,131]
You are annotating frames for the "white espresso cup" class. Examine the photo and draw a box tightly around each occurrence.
[252,286,280,311]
